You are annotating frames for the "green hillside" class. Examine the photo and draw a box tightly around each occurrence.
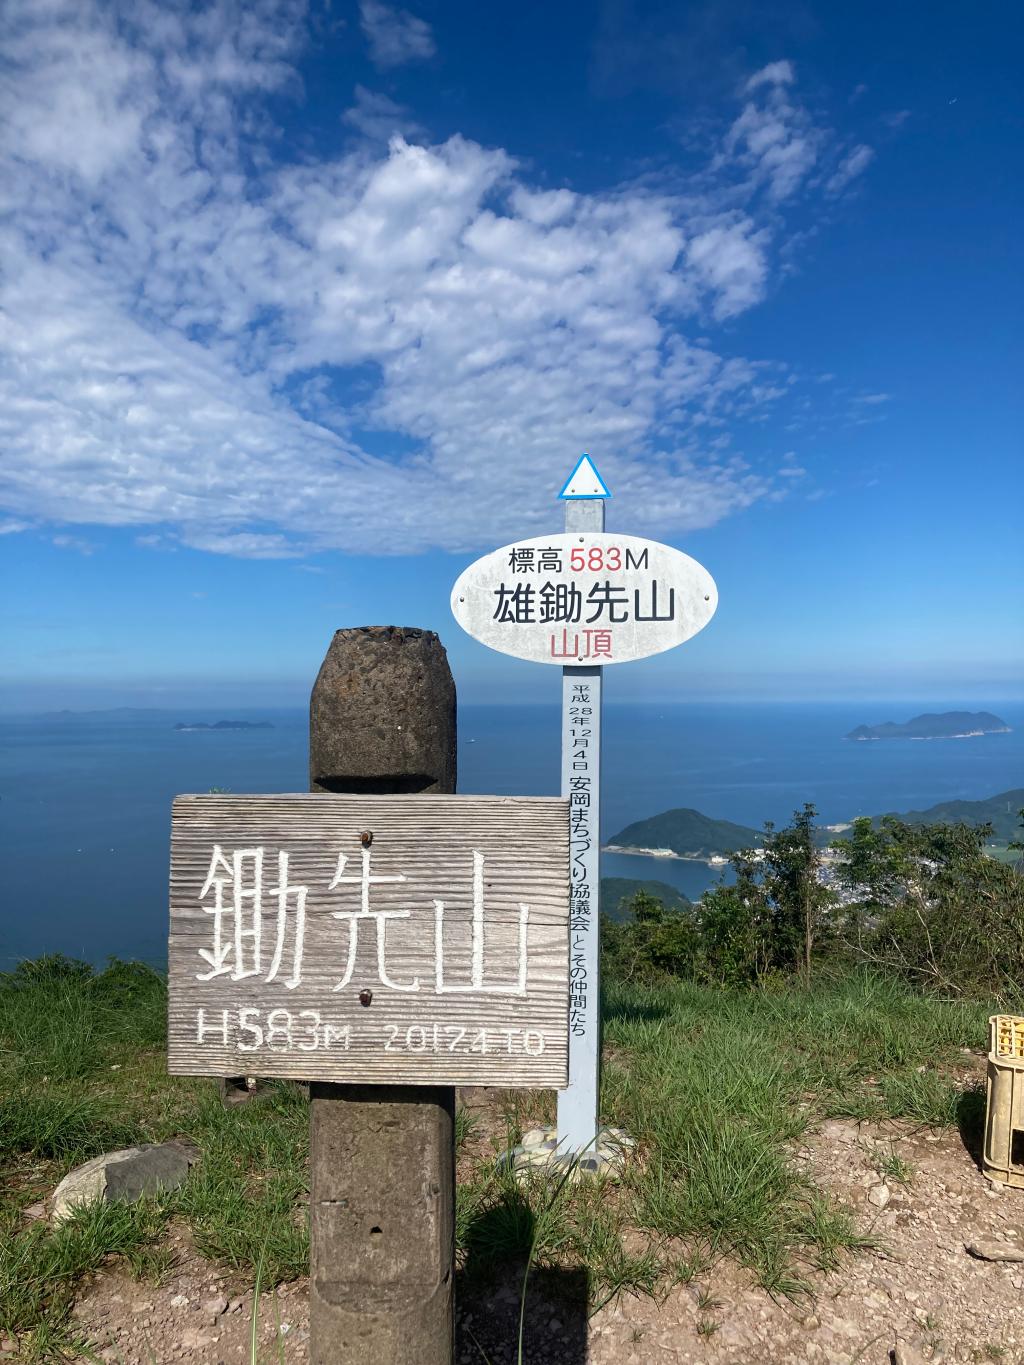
[607,808,761,858]
[876,789,1024,843]
[600,877,690,922]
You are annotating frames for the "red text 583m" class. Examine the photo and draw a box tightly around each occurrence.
[568,545,649,572]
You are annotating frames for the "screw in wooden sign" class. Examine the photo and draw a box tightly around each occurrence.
[450,455,719,1155]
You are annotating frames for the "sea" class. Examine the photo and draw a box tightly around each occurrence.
[1,701,1021,968]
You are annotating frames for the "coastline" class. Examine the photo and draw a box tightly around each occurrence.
[602,843,739,866]
[848,729,1012,742]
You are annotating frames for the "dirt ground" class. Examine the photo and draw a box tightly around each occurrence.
[53,1105,1024,1365]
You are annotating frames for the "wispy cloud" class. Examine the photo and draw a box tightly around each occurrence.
[52,534,95,555]
[719,61,822,202]
[826,144,875,195]
[359,0,435,68]
[343,85,424,141]
[0,3,874,558]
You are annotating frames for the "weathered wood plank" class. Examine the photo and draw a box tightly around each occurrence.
[168,794,570,1086]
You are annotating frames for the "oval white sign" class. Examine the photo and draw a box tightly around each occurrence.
[451,532,717,666]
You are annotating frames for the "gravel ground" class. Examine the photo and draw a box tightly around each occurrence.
[63,1115,1024,1365]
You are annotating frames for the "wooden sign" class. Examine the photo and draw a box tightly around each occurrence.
[450,531,717,665]
[168,794,570,1087]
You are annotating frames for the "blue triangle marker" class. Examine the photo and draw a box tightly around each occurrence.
[559,453,611,499]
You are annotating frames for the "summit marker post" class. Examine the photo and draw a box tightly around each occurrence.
[450,456,719,1156]
[557,455,608,1151]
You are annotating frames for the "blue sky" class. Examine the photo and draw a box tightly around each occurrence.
[1,0,1021,710]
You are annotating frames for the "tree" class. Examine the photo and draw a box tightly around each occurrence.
[832,816,1024,997]
[696,851,773,986]
[694,808,834,986]
[602,890,700,984]
[763,803,832,979]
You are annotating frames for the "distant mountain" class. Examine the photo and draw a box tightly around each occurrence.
[607,808,760,859]
[42,707,167,718]
[173,720,274,731]
[873,789,1024,844]
[846,711,1010,741]
[600,878,691,922]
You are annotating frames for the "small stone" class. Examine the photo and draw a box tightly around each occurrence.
[170,1293,189,1308]
[202,1295,228,1319]
[966,1239,1024,1263]
[867,1183,890,1208]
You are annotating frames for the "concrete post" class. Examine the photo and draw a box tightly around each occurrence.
[309,625,457,1365]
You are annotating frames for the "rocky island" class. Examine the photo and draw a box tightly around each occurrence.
[845,710,1010,741]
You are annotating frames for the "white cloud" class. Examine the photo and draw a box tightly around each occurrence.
[685,220,769,319]
[359,0,435,68]
[723,66,822,202]
[744,61,795,92]
[0,5,872,557]
[826,144,875,195]
[342,85,424,141]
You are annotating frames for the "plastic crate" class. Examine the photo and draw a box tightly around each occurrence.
[984,1015,1024,1188]
[990,1014,1024,1061]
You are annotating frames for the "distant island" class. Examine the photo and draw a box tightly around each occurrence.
[605,808,761,863]
[846,711,1010,741]
[173,720,274,731]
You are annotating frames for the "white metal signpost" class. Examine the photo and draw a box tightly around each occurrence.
[451,455,718,1152]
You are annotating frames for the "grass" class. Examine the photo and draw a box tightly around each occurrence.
[0,957,996,1359]
[873,1145,914,1186]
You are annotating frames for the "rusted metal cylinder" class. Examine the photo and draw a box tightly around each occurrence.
[308,625,456,1365]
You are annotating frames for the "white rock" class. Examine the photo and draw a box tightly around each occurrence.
[867,1183,891,1208]
[520,1127,551,1148]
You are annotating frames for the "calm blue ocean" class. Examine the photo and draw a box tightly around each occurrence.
[1,701,1021,967]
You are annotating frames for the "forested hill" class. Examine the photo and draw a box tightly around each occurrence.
[846,711,1009,740]
[875,789,1024,843]
[600,878,690,921]
[607,808,761,858]
[608,790,1024,859]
